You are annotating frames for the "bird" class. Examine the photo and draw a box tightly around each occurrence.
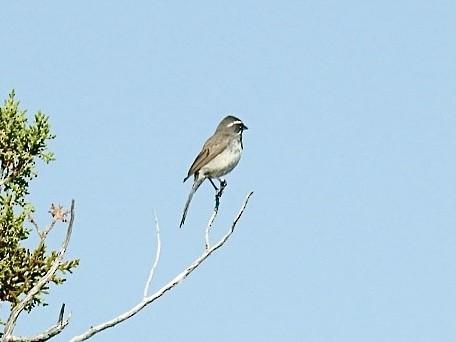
[180,115,248,228]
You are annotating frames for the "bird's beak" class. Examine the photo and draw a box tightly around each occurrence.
[242,124,248,130]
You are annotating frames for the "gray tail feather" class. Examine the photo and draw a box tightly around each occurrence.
[180,177,203,228]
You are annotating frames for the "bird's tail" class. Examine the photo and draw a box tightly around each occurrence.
[180,176,204,228]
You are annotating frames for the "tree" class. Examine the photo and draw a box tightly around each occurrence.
[0,90,79,340]
[0,91,253,341]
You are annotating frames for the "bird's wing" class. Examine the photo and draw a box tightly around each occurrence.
[186,135,229,179]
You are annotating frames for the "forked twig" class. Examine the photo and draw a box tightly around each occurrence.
[6,308,71,342]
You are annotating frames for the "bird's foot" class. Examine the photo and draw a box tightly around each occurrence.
[216,179,227,198]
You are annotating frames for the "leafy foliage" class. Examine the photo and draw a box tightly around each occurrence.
[0,90,79,319]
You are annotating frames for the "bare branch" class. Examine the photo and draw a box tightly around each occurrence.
[42,204,69,240]
[206,191,253,255]
[143,211,162,297]
[205,181,227,250]
[2,200,76,341]
[58,303,66,324]
[28,214,41,238]
[69,191,253,342]
[6,310,71,342]
[0,172,15,189]
[28,205,69,241]
[0,160,27,190]
[0,177,8,188]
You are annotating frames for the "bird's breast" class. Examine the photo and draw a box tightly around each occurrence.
[199,140,242,178]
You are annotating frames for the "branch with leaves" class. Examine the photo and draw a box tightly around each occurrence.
[0,91,79,341]
[2,202,76,342]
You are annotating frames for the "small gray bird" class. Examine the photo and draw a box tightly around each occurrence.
[180,115,248,228]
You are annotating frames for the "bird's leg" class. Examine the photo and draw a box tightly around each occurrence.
[208,178,219,191]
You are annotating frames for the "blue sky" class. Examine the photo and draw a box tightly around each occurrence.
[1,1,455,341]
